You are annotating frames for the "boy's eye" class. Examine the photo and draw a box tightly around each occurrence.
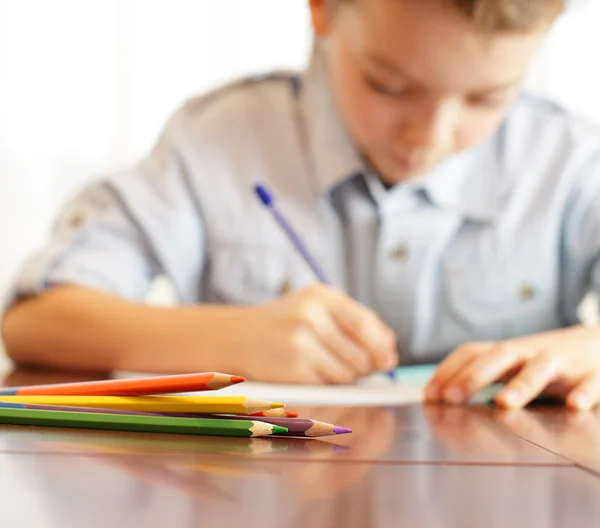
[467,94,509,109]
[364,76,406,97]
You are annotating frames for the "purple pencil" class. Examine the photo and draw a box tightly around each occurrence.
[192,414,352,437]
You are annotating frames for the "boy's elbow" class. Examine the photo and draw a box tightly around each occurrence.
[1,298,41,364]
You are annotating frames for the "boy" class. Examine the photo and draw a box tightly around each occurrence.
[3,0,600,410]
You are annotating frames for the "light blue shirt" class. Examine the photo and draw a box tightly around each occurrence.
[6,46,600,364]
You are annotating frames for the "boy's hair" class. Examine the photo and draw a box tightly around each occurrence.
[333,0,566,33]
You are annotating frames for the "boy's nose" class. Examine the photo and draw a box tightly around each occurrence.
[398,100,458,151]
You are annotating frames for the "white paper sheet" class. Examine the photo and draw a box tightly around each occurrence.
[202,374,423,406]
[115,370,429,406]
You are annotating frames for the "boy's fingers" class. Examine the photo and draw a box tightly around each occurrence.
[293,325,357,384]
[425,342,490,401]
[440,343,525,404]
[320,287,397,370]
[566,371,600,411]
[495,352,561,408]
[302,300,373,376]
[313,348,358,385]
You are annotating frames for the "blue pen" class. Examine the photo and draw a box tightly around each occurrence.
[254,184,330,283]
[253,183,396,381]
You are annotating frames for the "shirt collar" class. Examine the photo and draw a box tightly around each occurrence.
[300,41,505,223]
[417,135,505,223]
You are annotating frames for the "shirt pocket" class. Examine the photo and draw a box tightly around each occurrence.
[442,258,557,339]
[206,239,293,305]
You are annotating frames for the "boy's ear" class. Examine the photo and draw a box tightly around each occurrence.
[309,0,332,37]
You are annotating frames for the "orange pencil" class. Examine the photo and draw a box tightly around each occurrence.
[0,372,245,397]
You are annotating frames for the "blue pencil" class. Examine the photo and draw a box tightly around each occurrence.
[253,183,396,380]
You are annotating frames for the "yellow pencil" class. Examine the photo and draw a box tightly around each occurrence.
[0,395,284,415]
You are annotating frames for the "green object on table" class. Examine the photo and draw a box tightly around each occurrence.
[0,406,288,437]
[392,364,436,384]
[393,364,503,404]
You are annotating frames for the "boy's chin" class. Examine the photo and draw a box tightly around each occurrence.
[374,163,428,187]
[368,152,435,186]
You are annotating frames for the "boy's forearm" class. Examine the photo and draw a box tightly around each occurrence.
[1,285,249,374]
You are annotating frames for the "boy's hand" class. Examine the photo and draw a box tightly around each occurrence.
[424,326,600,410]
[234,284,397,384]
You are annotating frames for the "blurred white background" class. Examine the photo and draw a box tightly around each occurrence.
[0,0,598,362]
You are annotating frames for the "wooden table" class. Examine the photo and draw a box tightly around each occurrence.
[0,368,599,527]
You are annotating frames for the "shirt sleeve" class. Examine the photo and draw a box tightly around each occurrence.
[5,105,207,309]
[559,147,600,325]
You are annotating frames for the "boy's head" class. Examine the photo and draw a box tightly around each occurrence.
[309,0,565,184]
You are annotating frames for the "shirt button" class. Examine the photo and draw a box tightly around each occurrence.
[390,244,409,261]
[519,284,535,300]
[278,278,292,296]
[69,213,85,228]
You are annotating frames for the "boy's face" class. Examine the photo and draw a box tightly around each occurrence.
[311,0,547,184]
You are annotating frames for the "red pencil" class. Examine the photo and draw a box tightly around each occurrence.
[0,372,245,397]
[250,409,298,418]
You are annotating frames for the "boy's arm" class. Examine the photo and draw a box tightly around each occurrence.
[2,282,397,381]
[2,106,210,371]
[2,286,248,373]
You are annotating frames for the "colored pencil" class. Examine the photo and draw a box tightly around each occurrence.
[0,405,287,437]
[192,414,351,437]
[0,372,245,396]
[0,395,283,415]
[0,403,298,426]
[250,409,299,418]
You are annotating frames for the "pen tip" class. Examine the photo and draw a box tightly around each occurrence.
[254,184,273,206]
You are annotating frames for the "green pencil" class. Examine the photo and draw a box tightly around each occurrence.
[0,406,288,437]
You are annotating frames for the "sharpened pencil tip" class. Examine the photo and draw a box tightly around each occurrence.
[333,426,352,435]
[272,426,288,435]
[271,402,285,409]
[231,376,246,384]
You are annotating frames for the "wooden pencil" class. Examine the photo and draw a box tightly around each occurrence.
[0,403,297,428]
[250,409,299,418]
[0,395,283,415]
[0,405,287,437]
[191,414,352,437]
[0,372,245,396]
